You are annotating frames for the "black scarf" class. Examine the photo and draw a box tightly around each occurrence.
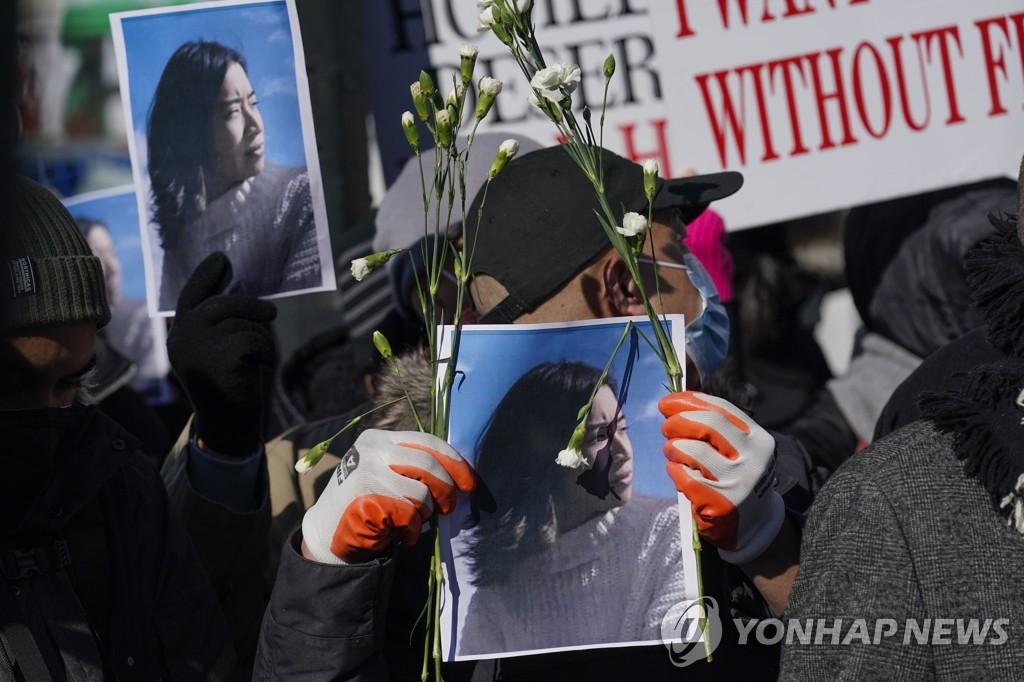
[920,213,1024,532]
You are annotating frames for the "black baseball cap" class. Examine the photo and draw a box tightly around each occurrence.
[467,145,743,323]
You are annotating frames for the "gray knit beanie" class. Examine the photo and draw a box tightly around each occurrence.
[5,175,111,330]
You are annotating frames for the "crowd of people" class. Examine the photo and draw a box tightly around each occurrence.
[3,40,1024,682]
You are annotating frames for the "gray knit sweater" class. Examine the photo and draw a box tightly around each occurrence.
[781,420,1024,680]
[158,166,321,311]
[458,495,688,656]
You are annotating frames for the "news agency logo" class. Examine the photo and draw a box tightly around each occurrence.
[660,596,723,667]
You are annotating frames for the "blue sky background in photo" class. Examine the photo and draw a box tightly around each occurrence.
[65,188,148,301]
[119,0,306,172]
[447,318,683,506]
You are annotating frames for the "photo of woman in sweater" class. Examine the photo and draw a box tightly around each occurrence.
[147,40,321,312]
[457,361,689,656]
[112,1,334,316]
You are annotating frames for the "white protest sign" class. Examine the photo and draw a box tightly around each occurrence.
[366,0,677,182]
[648,0,1024,229]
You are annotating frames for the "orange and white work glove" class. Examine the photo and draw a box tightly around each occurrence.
[301,429,475,564]
[660,392,784,565]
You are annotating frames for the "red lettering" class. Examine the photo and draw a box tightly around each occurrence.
[852,42,892,138]
[1009,13,1024,109]
[782,0,815,18]
[976,17,1012,117]
[695,70,747,167]
[619,119,674,177]
[716,0,754,30]
[675,0,697,38]
[768,56,811,156]
[737,63,781,161]
[886,35,931,132]
[807,47,858,149]
[910,25,965,125]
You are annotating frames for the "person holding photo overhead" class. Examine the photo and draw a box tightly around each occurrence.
[148,40,320,312]
[460,361,687,655]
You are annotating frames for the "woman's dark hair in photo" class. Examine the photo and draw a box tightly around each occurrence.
[467,361,614,587]
[147,40,246,248]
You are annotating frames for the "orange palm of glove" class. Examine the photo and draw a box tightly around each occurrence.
[660,391,783,565]
[302,430,476,564]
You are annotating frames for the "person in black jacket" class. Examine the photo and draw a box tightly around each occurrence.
[0,174,241,680]
[255,148,820,680]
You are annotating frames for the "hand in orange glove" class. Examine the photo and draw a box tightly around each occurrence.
[660,392,784,565]
[301,429,475,564]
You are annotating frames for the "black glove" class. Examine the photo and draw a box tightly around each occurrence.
[167,252,277,456]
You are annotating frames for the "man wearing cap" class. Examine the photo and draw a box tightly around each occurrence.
[254,146,819,680]
[0,175,242,679]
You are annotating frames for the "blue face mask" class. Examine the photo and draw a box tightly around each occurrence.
[639,252,730,386]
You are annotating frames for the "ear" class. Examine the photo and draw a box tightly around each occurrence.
[602,252,647,317]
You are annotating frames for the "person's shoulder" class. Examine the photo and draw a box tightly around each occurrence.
[806,420,956,537]
[827,419,953,491]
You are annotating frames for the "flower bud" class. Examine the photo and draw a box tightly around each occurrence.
[418,70,436,98]
[555,420,588,469]
[643,158,659,201]
[351,249,402,282]
[512,0,533,15]
[401,111,419,152]
[489,138,520,178]
[410,82,429,122]
[458,44,479,87]
[435,109,453,148]
[475,76,503,121]
[603,53,616,80]
[372,330,393,362]
[477,6,496,31]
[478,5,510,43]
[447,84,465,108]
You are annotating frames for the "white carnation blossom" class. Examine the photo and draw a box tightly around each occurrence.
[615,211,648,238]
[479,76,503,96]
[350,258,371,281]
[477,6,497,31]
[530,63,582,103]
[513,0,533,13]
[643,159,659,176]
[499,138,520,157]
[294,458,314,475]
[459,43,479,59]
[436,109,451,125]
[527,92,542,109]
[555,446,586,469]
[401,111,415,126]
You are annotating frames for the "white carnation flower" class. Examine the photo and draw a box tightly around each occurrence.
[530,63,582,103]
[350,258,371,281]
[479,76,503,96]
[615,212,648,238]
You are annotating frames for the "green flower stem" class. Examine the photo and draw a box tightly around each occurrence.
[488,15,702,657]
[295,396,406,472]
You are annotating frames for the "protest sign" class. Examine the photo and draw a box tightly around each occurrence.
[369,0,1022,230]
[64,186,172,403]
[436,316,700,661]
[649,0,1024,228]
[111,0,335,316]
[365,0,673,184]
